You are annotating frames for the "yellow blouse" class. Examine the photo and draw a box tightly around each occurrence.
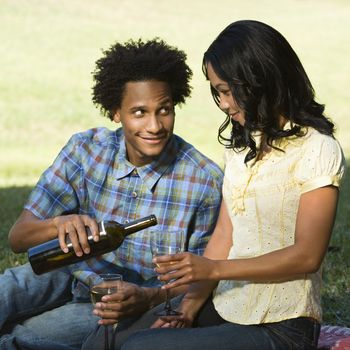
[213,127,345,325]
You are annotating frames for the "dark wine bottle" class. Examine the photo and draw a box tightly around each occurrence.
[28,215,157,275]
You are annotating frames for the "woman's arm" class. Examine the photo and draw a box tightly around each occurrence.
[214,185,338,281]
[156,185,339,286]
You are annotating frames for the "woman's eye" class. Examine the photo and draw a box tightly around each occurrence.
[213,90,220,99]
[134,110,144,117]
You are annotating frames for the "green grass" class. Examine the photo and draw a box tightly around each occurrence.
[0,186,32,271]
[321,166,350,327]
[0,0,349,327]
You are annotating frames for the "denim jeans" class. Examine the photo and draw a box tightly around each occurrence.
[0,263,99,350]
[119,298,320,350]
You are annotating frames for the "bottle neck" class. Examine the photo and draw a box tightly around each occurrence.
[123,215,157,234]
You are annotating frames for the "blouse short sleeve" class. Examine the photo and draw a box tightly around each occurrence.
[295,131,345,194]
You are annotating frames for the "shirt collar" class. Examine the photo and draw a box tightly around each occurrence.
[115,133,179,192]
[247,122,308,167]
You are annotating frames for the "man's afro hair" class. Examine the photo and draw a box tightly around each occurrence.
[92,38,193,120]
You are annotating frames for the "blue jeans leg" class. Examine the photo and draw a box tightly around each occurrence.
[120,318,320,350]
[4,302,99,349]
[0,263,73,329]
[0,331,77,350]
[0,263,99,349]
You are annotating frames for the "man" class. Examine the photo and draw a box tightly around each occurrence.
[0,39,223,350]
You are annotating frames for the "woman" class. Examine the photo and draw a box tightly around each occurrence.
[121,20,345,350]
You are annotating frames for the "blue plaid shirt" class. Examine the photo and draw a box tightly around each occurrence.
[25,127,223,287]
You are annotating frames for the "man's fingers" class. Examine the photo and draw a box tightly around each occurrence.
[57,226,69,253]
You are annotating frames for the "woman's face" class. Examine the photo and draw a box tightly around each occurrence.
[206,62,246,126]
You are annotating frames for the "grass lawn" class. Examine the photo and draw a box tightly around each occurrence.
[1,0,349,327]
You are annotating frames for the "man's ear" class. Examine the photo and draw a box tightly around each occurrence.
[113,109,121,123]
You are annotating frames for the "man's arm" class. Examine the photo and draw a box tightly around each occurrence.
[9,209,100,256]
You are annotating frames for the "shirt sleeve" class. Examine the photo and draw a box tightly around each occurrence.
[187,173,223,255]
[295,133,345,194]
[24,134,83,219]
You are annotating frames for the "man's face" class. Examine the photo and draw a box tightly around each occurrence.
[113,80,175,167]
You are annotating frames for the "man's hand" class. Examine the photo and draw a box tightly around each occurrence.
[52,214,99,256]
[92,282,159,325]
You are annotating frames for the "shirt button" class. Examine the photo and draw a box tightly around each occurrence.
[131,191,138,198]
[124,220,129,224]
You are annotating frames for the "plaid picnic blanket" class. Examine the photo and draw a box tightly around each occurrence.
[318,325,350,349]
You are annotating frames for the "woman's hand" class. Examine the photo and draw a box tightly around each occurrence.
[151,312,194,329]
[151,301,197,329]
[153,252,220,289]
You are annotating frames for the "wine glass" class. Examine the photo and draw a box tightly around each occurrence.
[150,229,185,316]
[89,273,123,350]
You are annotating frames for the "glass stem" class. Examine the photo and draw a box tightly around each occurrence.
[104,324,109,350]
[164,288,172,312]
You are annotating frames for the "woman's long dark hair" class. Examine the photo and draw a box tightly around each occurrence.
[203,20,334,163]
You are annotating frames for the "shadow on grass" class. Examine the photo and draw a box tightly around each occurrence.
[0,186,32,272]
